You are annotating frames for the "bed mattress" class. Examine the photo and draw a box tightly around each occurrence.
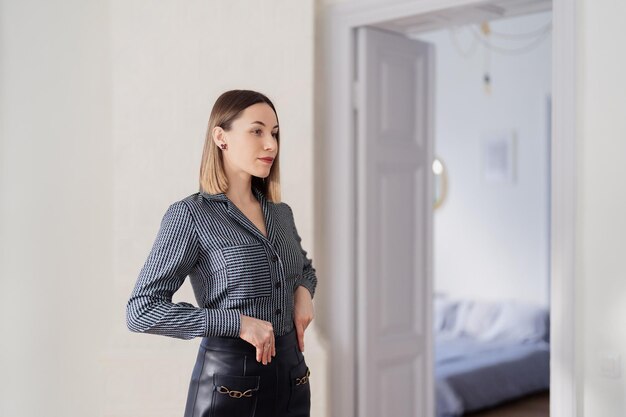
[435,333,550,416]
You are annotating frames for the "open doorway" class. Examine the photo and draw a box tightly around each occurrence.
[414,11,552,416]
[320,0,577,416]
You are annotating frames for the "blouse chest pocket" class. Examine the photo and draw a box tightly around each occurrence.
[221,242,273,299]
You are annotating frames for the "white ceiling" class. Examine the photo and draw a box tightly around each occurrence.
[370,0,552,36]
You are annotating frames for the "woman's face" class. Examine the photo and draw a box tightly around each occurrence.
[215,102,279,179]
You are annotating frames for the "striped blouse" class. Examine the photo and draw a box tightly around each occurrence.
[126,186,317,340]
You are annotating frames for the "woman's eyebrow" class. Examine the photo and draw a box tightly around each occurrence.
[251,121,279,129]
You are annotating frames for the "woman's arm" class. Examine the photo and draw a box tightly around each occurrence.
[284,203,317,351]
[126,200,241,339]
[285,203,317,299]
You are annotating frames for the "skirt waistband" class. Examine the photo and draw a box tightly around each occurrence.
[200,328,298,354]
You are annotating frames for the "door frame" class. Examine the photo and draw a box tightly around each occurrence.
[319,1,578,416]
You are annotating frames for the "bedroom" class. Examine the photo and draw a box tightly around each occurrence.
[415,10,553,416]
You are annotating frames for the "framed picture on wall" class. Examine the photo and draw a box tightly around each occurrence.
[481,130,516,184]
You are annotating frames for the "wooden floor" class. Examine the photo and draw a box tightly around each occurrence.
[463,390,549,417]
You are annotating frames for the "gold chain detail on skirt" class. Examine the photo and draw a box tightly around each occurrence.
[295,368,311,386]
[216,385,254,398]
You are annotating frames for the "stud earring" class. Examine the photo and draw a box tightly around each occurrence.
[220,143,227,150]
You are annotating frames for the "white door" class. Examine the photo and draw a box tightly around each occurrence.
[355,26,435,417]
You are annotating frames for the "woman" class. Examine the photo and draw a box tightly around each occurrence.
[126,89,317,417]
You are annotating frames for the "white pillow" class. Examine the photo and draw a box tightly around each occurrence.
[478,300,549,343]
[452,300,502,338]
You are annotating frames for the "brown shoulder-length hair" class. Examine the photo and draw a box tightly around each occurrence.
[199,89,281,203]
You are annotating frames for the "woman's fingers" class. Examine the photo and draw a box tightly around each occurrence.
[264,338,272,364]
[256,344,263,363]
[293,287,315,352]
[261,322,274,365]
[271,331,276,358]
[264,324,272,364]
[295,321,305,352]
[257,340,271,364]
[294,314,312,352]
[239,315,276,365]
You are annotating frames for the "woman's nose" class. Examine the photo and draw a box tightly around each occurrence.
[264,137,277,150]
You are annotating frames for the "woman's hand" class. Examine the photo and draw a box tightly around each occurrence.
[239,314,275,365]
[293,286,315,352]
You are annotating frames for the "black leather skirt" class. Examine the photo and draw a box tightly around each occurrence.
[183,328,311,417]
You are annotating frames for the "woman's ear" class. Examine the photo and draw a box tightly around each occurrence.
[212,126,226,147]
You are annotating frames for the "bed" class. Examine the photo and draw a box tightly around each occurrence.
[433,295,550,416]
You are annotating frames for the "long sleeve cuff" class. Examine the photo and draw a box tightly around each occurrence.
[297,270,317,299]
[126,300,242,339]
[206,308,241,338]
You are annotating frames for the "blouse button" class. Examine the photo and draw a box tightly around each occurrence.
[275,308,282,315]
[271,255,278,262]
[275,282,281,289]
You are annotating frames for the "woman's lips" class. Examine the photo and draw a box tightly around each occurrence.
[258,157,274,164]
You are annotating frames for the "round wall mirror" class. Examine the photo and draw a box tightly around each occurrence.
[432,156,448,210]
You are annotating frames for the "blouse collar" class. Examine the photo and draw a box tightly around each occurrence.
[200,185,274,244]
[200,185,267,204]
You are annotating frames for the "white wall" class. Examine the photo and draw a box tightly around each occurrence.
[578,0,626,415]
[0,0,113,416]
[0,1,327,416]
[414,11,552,307]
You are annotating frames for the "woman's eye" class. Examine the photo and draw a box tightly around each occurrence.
[252,129,278,138]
